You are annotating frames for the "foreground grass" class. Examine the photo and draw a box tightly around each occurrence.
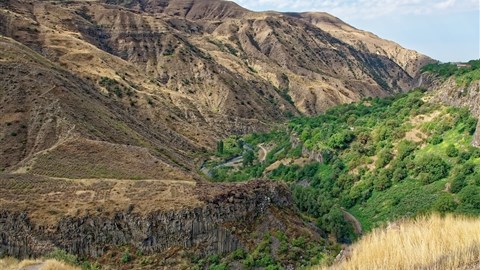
[320,214,480,270]
[0,258,80,270]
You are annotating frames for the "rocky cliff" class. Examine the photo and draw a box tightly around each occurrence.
[423,75,480,147]
[0,175,311,263]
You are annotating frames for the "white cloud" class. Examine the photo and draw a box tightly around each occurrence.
[233,0,480,19]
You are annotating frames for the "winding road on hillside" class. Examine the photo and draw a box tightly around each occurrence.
[341,208,363,235]
[258,143,268,162]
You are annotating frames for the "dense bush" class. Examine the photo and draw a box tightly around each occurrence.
[413,155,450,184]
[446,144,459,157]
[433,194,457,213]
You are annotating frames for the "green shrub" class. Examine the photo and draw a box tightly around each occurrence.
[433,194,457,213]
[374,169,392,191]
[46,249,78,265]
[120,252,132,264]
[243,255,254,268]
[458,151,472,161]
[414,155,450,184]
[397,140,417,160]
[376,149,393,168]
[256,254,275,267]
[327,131,355,149]
[428,135,443,145]
[446,144,459,157]
[232,248,246,260]
[458,185,480,209]
[451,175,467,193]
[243,150,255,167]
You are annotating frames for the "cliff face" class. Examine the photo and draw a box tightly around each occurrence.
[293,12,434,78]
[424,76,480,146]
[0,177,297,259]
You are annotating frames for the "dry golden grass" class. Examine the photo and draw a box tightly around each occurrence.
[0,257,39,270]
[39,260,81,270]
[320,214,480,270]
[0,173,202,225]
[0,258,81,270]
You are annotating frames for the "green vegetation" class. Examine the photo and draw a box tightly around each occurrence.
[120,251,132,264]
[204,90,480,244]
[421,59,480,86]
[99,76,133,98]
[191,231,330,270]
[45,249,100,270]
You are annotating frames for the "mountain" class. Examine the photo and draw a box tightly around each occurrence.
[0,0,432,175]
[0,0,439,268]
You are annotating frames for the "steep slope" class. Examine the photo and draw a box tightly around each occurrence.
[0,0,432,173]
[0,36,198,178]
[203,90,480,239]
[1,0,430,120]
[293,12,433,78]
[102,0,430,114]
[0,0,437,267]
[430,78,480,146]
[419,60,480,146]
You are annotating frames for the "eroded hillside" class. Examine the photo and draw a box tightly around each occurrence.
[0,0,432,174]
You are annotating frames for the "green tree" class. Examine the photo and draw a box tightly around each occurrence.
[433,194,457,213]
[446,144,459,157]
[327,131,355,149]
[243,150,255,167]
[217,140,224,155]
[414,155,450,184]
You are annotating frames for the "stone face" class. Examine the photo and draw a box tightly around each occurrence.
[473,122,480,147]
[0,181,292,258]
[426,78,480,147]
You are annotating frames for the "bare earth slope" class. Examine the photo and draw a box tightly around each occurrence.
[0,0,432,174]
[0,36,197,179]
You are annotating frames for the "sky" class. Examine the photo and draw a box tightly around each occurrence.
[231,0,480,62]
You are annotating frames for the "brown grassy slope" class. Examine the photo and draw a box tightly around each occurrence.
[1,0,430,118]
[0,173,290,225]
[320,214,480,270]
[0,36,198,178]
[0,0,432,175]
[0,173,200,224]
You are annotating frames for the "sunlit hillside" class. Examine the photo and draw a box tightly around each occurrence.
[319,214,480,270]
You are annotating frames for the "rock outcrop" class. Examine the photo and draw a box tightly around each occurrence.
[0,179,294,259]
[426,77,480,147]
